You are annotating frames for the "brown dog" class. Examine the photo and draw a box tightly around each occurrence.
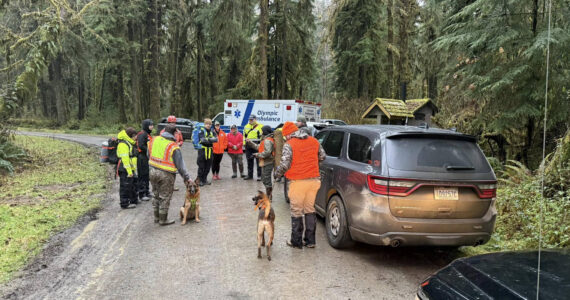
[180,178,200,225]
[253,190,275,261]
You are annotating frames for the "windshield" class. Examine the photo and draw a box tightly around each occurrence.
[386,136,491,173]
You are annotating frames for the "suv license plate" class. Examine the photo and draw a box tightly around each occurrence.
[434,187,459,200]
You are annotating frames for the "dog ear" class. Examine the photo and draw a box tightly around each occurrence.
[258,190,264,195]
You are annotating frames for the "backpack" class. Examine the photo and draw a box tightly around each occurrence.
[100,137,120,164]
[192,123,204,150]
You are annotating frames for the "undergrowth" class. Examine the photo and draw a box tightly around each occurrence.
[0,136,107,283]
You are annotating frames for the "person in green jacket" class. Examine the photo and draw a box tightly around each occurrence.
[117,127,139,209]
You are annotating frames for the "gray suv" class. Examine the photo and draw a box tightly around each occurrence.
[314,125,497,248]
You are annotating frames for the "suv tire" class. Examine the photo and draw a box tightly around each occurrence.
[325,195,354,248]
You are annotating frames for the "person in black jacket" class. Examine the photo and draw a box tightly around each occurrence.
[137,119,154,201]
[197,118,218,186]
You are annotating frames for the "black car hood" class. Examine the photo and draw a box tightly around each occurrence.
[421,250,570,299]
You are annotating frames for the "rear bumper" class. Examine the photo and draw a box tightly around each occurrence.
[349,227,492,246]
[346,192,497,247]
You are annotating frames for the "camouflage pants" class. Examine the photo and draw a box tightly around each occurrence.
[150,167,176,214]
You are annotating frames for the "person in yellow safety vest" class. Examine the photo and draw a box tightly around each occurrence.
[148,124,192,225]
[243,115,263,181]
[197,118,218,186]
[117,127,139,209]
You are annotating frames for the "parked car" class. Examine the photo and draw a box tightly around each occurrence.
[321,118,347,126]
[156,117,196,140]
[416,250,570,299]
[306,121,335,137]
[314,125,497,248]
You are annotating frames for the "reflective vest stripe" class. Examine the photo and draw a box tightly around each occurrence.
[149,136,178,173]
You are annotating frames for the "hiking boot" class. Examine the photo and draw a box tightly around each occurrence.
[257,177,262,181]
[304,213,317,248]
[240,174,247,178]
[286,240,303,249]
[159,213,175,226]
[232,173,237,178]
[123,204,136,209]
[243,176,253,180]
[288,217,304,248]
[141,196,151,201]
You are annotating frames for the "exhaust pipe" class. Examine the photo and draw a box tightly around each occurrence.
[390,239,402,248]
[473,239,484,247]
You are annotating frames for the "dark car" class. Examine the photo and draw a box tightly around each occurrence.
[156,117,196,140]
[417,250,570,299]
[314,125,497,248]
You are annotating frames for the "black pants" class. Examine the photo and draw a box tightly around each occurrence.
[137,154,150,197]
[197,148,213,183]
[212,153,224,175]
[119,169,138,208]
[245,147,261,178]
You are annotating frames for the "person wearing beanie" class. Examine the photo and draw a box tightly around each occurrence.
[227,124,246,178]
[136,119,154,201]
[197,118,218,185]
[274,121,326,249]
[248,125,275,199]
[211,121,227,180]
[117,127,139,209]
[296,115,311,135]
[243,115,263,180]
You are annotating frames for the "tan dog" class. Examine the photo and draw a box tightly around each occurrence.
[180,178,200,225]
[253,190,275,261]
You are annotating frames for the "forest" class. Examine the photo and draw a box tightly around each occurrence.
[0,0,569,170]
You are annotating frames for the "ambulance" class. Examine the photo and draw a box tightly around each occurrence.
[212,99,322,132]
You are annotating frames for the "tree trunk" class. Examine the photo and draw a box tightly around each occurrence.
[532,0,539,35]
[197,22,204,121]
[116,68,128,124]
[259,0,269,99]
[78,67,85,120]
[128,21,141,122]
[280,0,287,99]
[147,0,160,121]
[49,53,68,125]
[171,24,180,115]
[386,0,394,98]
[522,117,534,166]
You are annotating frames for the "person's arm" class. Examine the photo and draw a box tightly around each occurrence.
[176,130,184,146]
[258,139,273,158]
[172,148,190,182]
[208,130,218,143]
[274,143,292,178]
[318,144,326,161]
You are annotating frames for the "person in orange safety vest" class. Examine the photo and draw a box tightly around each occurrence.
[274,121,326,249]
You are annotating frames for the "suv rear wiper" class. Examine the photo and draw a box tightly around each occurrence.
[446,165,475,170]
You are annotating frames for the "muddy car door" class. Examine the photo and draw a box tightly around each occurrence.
[315,130,346,215]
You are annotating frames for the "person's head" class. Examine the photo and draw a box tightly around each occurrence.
[167,115,177,124]
[204,118,212,130]
[261,125,273,136]
[296,115,307,128]
[248,115,257,125]
[281,121,298,140]
[125,127,137,138]
[214,121,220,131]
[142,119,154,133]
[165,124,177,135]
[230,124,237,133]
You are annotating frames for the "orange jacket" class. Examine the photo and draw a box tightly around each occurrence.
[212,129,228,154]
[284,136,320,180]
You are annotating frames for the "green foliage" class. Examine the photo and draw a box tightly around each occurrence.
[544,129,570,197]
[0,136,107,283]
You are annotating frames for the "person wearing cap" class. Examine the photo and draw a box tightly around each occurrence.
[274,121,326,249]
[243,115,263,180]
[136,119,154,201]
[160,115,184,147]
[197,118,218,185]
[227,124,246,178]
[211,121,227,180]
[296,115,311,135]
[248,125,275,199]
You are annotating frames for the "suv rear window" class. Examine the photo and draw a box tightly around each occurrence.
[322,131,344,157]
[348,133,371,164]
[386,136,491,173]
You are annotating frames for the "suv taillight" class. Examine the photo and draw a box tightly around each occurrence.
[367,175,417,196]
[477,183,497,199]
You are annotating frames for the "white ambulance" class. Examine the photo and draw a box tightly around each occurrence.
[212,99,322,132]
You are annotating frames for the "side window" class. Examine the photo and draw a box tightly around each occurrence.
[315,131,329,144]
[348,133,372,164]
[322,131,344,157]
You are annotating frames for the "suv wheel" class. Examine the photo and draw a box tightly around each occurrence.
[325,195,354,248]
